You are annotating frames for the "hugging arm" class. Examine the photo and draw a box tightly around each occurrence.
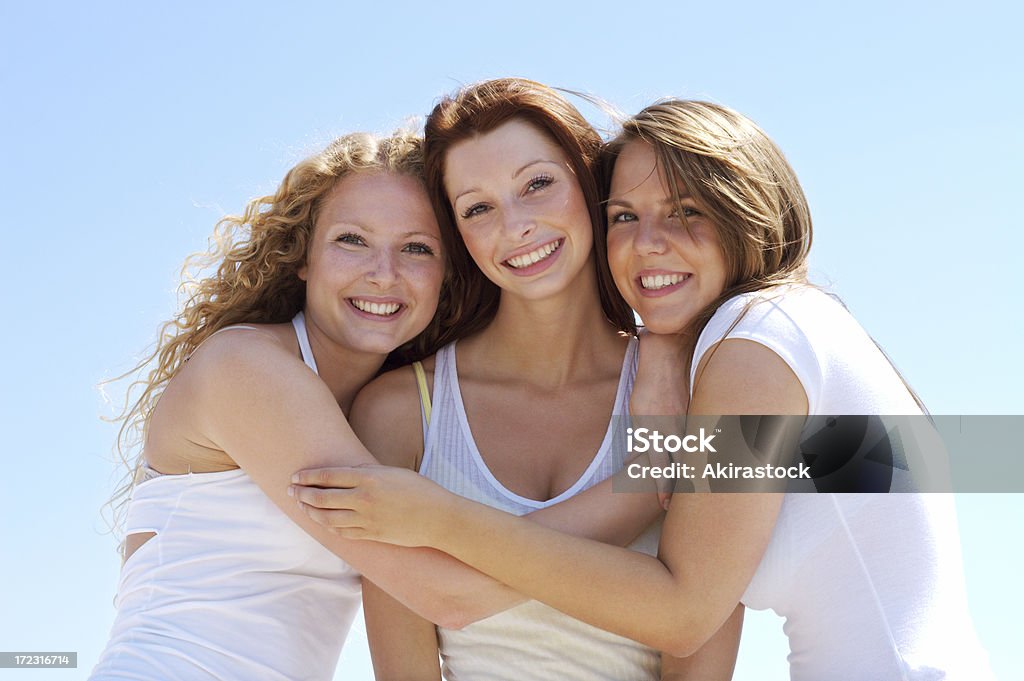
[322,365,665,626]
[660,605,744,680]
[293,340,803,657]
[362,579,442,681]
[421,339,802,655]
[185,332,527,628]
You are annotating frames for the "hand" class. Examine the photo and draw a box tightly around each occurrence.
[631,330,691,509]
[630,330,690,417]
[290,465,456,547]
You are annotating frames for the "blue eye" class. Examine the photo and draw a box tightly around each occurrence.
[460,204,488,220]
[336,233,365,245]
[526,174,554,193]
[403,242,435,255]
[670,206,701,220]
[609,211,638,224]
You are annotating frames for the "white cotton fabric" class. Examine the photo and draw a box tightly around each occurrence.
[691,286,993,681]
[89,312,361,681]
[419,337,662,681]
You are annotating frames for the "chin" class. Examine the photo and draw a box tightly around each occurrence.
[636,313,688,336]
[347,334,410,357]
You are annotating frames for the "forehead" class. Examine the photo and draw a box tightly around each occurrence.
[444,118,569,191]
[609,140,674,198]
[316,172,437,235]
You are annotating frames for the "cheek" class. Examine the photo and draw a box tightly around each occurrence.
[456,228,492,269]
[407,259,446,296]
[605,233,637,301]
[566,191,594,241]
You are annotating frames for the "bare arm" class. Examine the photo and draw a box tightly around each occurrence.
[181,331,519,628]
[660,605,744,681]
[293,339,806,656]
[362,579,441,681]
[331,364,664,624]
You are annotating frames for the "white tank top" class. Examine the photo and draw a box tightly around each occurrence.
[89,312,362,681]
[419,338,663,681]
[691,287,994,680]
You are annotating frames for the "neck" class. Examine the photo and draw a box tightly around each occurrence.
[302,324,384,415]
[466,266,625,387]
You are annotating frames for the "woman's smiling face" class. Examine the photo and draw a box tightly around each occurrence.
[443,118,594,302]
[299,171,444,356]
[606,140,728,334]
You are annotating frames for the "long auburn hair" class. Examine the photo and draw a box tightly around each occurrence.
[104,130,452,534]
[423,77,636,342]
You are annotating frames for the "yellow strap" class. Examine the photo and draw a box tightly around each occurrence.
[412,361,432,425]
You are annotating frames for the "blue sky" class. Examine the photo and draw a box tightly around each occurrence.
[1,1,1021,679]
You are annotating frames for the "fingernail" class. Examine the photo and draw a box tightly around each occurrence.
[291,474,300,484]
[287,486,294,497]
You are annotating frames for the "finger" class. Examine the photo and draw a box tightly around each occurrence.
[333,526,373,541]
[298,503,364,529]
[291,466,366,487]
[289,484,358,510]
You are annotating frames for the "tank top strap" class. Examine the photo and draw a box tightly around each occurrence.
[185,324,261,362]
[412,361,432,425]
[290,311,319,375]
[435,342,456,397]
[617,335,639,414]
[417,342,457,475]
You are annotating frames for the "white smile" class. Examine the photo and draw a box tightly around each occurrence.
[640,273,690,290]
[350,299,402,316]
[504,240,563,269]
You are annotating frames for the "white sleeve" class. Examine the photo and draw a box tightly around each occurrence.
[688,290,823,414]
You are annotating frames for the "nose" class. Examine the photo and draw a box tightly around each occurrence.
[633,217,668,256]
[366,248,399,288]
[501,203,538,241]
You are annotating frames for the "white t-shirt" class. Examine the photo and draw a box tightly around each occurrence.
[689,285,993,681]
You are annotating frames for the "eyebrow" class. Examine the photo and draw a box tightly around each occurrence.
[322,222,441,240]
[605,191,694,209]
[452,158,560,204]
[401,231,441,241]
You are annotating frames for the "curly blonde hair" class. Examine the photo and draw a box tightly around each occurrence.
[104,129,444,535]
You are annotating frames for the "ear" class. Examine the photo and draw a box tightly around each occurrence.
[297,261,308,281]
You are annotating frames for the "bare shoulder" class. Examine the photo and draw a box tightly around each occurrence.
[692,339,808,416]
[183,323,300,381]
[350,355,436,470]
[146,323,309,473]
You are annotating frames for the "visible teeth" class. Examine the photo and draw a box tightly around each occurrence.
[640,273,688,290]
[352,299,401,316]
[506,241,561,269]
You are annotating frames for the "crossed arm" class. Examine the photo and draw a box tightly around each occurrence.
[291,338,807,658]
[183,331,662,628]
[344,353,734,680]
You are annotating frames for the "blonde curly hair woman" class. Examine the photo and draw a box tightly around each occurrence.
[90,129,552,680]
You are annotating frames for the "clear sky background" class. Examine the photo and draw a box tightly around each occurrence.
[1,1,1021,679]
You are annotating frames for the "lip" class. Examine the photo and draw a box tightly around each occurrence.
[346,296,406,322]
[501,238,564,277]
[634,270,692,298]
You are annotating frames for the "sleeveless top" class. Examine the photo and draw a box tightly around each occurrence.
[89,312,362,681]
[692,287,994,680]
[418,338,663,681]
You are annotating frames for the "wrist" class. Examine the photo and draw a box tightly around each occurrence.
[427,492,473,552]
